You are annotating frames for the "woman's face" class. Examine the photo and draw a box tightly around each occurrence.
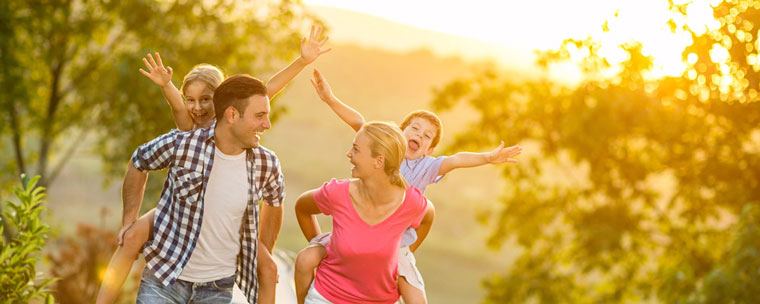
[346,131,380,179]
[183,81,215,126]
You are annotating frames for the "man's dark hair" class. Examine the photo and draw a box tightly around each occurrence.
[213,74,267,119]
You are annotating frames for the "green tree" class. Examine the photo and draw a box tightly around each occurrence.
[0,175,54,303]
[701,204,760,303]
[431,0,760,302]
[0,0,317,188]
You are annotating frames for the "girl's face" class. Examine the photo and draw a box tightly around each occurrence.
[183,81,215,126]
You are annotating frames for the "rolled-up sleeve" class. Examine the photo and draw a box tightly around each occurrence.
[130,130,178,171]
[262,156,285,207]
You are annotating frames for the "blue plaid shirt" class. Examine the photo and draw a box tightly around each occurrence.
[130,122,284,304]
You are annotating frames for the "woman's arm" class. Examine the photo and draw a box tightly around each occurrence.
[295,189,324,241]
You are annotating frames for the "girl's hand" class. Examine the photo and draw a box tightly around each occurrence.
[139,52,173,88]
[300,24,331,64]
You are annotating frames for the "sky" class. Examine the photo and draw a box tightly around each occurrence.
[303,0,719,81]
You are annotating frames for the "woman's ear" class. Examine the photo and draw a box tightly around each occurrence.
[374,155,385,170]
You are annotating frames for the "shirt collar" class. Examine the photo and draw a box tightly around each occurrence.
[204,120,217,143]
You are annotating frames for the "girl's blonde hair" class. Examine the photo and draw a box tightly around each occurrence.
[359,121,408,189]
[180,64,225,94]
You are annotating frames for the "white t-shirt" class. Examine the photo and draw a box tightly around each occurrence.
[179,148,249,282]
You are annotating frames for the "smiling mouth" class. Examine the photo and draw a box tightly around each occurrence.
[192,112,209,120]
[253,129,268,139]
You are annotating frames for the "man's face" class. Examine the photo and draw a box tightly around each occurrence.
[402,117,437,160]
[183,81,215,127]
[230,94,271,149]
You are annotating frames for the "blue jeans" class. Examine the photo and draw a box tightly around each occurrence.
[137,269,235,304]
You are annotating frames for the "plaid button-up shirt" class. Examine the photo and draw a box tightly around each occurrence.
[130,122,284,304]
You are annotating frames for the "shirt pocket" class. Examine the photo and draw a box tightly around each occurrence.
[172,167,204,204]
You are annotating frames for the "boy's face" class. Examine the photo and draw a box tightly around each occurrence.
[402,117,437,160]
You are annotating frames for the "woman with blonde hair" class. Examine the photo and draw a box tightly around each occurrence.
[97,24,330,304]
[295,121,432,303]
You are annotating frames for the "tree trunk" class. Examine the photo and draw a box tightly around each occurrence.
[37,61,64,187]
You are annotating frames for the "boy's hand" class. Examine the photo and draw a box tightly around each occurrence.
[139,52,173,88]
[300,24,331,64]
[486,141,522,164]
[310,69,337,102]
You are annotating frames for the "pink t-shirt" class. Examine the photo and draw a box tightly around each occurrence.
[312,179,428,304]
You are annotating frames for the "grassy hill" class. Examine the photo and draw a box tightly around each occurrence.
[47,43,520,303]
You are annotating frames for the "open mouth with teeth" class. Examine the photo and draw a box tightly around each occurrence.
[191,111,211,123]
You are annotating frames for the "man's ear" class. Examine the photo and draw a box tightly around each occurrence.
[223,106,239,124]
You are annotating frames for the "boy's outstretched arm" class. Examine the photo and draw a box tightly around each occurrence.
[438,141,522,175]
[267,24,331,100]
[310,69,365,132]
[139,52,193,131]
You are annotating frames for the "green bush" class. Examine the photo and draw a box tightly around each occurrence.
[0,175,55,303]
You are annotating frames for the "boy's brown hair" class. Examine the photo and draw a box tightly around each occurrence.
[399,110,443,149]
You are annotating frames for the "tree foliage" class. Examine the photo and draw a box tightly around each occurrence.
[0,0,317,188]
[431,0,760,302]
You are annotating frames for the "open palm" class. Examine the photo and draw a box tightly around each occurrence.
[310,69,336,102]
[487,142,522,164]
[139,52,173,87]
[301,25,330,63]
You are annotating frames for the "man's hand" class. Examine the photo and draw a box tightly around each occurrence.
[486,141,522,164]
[300,24,331,64]
[139,52,173,88]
